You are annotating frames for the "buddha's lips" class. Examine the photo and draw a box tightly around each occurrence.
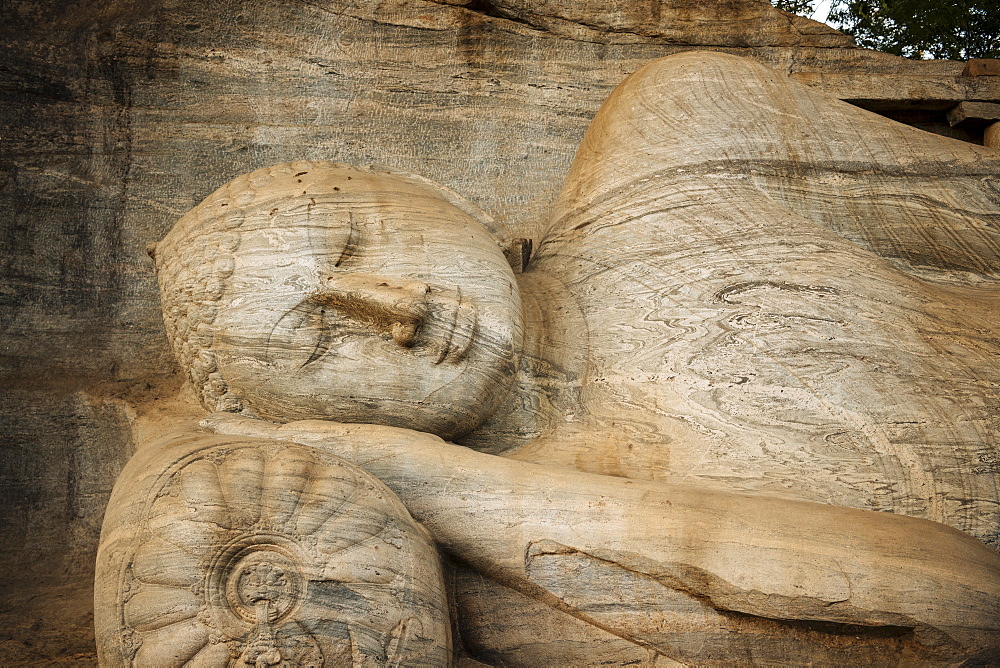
[434,292,477,365]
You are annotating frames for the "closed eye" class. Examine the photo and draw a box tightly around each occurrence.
[267,300,336,369]
[334,211,359,268]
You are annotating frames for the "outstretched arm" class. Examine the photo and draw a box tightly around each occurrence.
[203,413,1000,660]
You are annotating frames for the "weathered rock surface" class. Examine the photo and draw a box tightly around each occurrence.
[3,0,998,384]
[3,0,1000,663]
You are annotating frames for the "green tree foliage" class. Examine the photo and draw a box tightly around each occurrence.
[773,0,815,15]
[829,0,1000,59]
[772,0,1000,60]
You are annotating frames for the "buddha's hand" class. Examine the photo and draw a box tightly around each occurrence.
[199,412,448,468]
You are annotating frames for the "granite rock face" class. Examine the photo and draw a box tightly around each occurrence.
[3,0,1000,664]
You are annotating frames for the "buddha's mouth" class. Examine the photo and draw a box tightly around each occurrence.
[419,286,477,365]
[433,292,477,365]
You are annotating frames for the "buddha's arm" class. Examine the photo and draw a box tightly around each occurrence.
[203,413,1000,656]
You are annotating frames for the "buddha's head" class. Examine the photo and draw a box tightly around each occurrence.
[152,162,523,440]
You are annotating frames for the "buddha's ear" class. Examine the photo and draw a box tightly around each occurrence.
[502,237,533,274]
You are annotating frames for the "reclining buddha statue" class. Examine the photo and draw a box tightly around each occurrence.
[96,52,1000,665]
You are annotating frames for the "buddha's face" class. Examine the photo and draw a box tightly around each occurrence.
[205,169,523,440]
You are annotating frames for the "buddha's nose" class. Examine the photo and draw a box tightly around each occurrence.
[313,273,430,346]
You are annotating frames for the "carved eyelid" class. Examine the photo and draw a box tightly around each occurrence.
[266,300,333,370]
[333,211,359,268]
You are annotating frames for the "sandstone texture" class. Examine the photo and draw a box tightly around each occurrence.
[3,0,1000,664]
